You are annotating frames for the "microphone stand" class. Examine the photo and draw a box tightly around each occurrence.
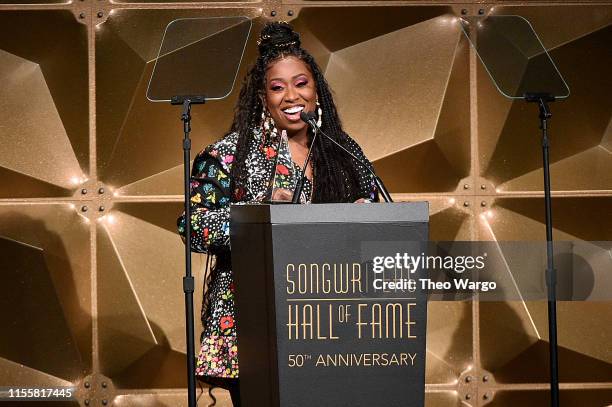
[291,126,318,204]
[525,92,559,407]
[172,94,205,407]
[322,131,393,202]
[299,112,393,203]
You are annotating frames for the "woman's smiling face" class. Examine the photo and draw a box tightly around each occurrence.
[264,56,317,137]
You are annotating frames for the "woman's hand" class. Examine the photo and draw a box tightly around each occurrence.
[354,198,371,203]
[271,188,294,202]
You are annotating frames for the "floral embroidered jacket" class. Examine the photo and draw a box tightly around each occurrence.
[177,127,378,379]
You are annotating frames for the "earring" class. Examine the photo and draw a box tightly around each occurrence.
[261,109,268,130]
[262,108,278,139]
[316,100,323,128]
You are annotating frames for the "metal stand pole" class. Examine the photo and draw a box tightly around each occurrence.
[173,95,205,406]
[527,93,560,407]
[181,99,197,407]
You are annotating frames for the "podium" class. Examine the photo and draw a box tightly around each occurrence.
[230,203,429,407]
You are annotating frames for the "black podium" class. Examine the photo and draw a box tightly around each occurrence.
[230,203,429,407]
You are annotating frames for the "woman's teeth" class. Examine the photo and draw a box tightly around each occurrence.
[282,106,304,114]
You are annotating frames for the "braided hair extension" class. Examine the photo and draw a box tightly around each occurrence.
[229,21,361,203]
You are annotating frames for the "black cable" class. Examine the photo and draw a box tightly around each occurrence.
[196,380,204,405]
[208,386,217,407]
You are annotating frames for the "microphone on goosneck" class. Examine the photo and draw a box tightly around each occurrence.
[299,111,393,203]
[299,110,317,125]
[290,111,319,204]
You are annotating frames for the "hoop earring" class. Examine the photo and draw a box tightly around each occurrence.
[316,100,323,128]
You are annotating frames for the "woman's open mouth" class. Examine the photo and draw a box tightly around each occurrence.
[281,105,305,122]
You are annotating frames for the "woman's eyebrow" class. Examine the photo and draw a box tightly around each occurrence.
[268,73,309,82]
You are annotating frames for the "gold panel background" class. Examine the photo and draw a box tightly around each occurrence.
[0,0,610,406]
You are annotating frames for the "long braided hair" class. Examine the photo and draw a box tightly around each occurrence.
[229,22,361,203]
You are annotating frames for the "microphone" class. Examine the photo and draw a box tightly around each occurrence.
[299,111,393,203]
[300,110,317,126]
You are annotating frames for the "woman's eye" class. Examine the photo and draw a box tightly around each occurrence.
[296,81,307,87]
[271,85,283,91]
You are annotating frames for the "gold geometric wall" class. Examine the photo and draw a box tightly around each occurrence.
[0,0,611,406]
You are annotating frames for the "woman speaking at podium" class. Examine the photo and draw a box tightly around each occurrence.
[178,21,379,406]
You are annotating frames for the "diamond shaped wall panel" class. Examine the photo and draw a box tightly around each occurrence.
[289,7,471,193]
[0,204,91,384]
[478,197,612,382]
[479,6,612,193]
[96,202,208,390]
[96,10,264,197]
[0,10,88,198]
